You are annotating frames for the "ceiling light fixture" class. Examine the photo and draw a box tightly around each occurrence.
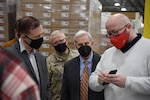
[114,3,120,6]
[98,5,102,11]
[121,7,127,11]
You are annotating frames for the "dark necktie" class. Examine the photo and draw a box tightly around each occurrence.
[80,60,89,100]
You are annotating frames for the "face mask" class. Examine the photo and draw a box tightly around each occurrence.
[54,42,67,53]
[78,45,91,57]
[26,36,43,49]
[110,29,129,49]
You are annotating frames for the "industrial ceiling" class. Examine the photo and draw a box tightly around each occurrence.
[98,0,145,18]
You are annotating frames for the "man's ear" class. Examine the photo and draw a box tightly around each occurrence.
[126,24,132,34]
[91,41,94,47]
[21,34,26,39]
[126,23,132,29]
[74,43,78,50]
[65,37,68,45]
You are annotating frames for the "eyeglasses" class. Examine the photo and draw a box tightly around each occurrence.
[106,24,128,38]
[52,38,66,46]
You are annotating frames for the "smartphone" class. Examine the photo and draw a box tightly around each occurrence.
[109,69,117,74]
[102,69,117,85]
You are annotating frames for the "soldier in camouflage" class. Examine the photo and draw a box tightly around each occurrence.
[46,30,79,100]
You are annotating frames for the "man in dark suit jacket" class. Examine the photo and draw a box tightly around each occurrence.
[60,30,104,100]
[5,16,50,100]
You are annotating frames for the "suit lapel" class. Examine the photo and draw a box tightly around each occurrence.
[21,51,39,83]
[91,52,100,72]
[34,53,43,86]
[15,41,39,84]
[74,57,81,92]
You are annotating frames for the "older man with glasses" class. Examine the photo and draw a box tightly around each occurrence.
[46,30,79,100]
[89,13,150,100]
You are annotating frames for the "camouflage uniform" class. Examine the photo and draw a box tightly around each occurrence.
[46,48,79,100]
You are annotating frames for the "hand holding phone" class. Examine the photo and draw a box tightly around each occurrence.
[102,69,117,85]
[108,69,117,74]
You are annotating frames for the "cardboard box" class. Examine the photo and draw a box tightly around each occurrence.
[20,11,52,19]
[71,0,89,4]
[68,43,75,49]
[52,20,70,27]
[43,27,51,34]
[52,28,88,34]
[39,43,51,50]
[71,11,88,20]
[20,4,52,12]
[0,26,6,31]
[50,4,71,11]
[40,20,53,27]
[70,20,88,28]
[65,34,74,43]
[0,18,5,25]
[0,11,5,17]
[43,34,50,42]
[0,3,5,10]
[52,19,88,28]
[71,4,88,11]
[49,0,71,4]
[52,12,70,19]
[0,33,8,41]
[21,0,74,4]
[21,0,53,3]
[20,3,88,12]
[39,50,51,57]
[0,41,5,46]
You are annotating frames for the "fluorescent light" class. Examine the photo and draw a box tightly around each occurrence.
[121,7,127,11]
[98,5,102,10]
[114,3,120,6]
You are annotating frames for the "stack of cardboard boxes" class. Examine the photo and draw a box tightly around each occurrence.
[17,0,89,56]
[0,0,9,46]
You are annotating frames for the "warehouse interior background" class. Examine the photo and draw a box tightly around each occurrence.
[0,0,146,56]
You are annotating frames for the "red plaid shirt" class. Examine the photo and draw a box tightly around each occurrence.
[0,50,41,100]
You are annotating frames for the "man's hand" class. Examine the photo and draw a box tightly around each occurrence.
[98,71,127,88]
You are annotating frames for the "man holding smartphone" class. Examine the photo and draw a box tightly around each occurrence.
[89,13,150,100]
[102,69,117,85]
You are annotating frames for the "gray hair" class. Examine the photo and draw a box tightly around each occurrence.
[73,30,93,43]
[50,30,66,42]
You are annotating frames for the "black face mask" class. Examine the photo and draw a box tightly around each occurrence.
[26,36,43,49]
[54,42,67,53]
[78,45,91,57]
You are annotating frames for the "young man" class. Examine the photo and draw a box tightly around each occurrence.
[5,16,50,100]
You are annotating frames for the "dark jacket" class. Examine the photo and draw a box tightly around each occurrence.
[5,41,51,100]
[61,52,104,100]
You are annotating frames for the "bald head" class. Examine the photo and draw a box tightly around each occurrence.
[105,13,137,42]
[106,13,131,31]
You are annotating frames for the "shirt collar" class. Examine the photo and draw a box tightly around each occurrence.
[121,33,142,53]
[79,52,93,64]
[19,38,26,53]
[19,38,36,54]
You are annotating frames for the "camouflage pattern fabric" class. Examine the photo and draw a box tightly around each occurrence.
[46,48,79,100]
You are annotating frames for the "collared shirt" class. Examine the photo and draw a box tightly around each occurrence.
[121,33,142,53]
[19,38,40,82]
[0,50,40,100]
[89,35,150,100]
[79,52,93,80]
